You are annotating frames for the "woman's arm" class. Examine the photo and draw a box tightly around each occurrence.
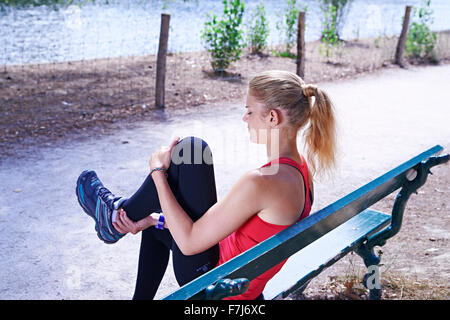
[152,169,266,255]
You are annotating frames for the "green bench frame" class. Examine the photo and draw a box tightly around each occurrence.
[163,145,448,300]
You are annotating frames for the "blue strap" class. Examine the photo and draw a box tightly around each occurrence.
[156,213,165,230]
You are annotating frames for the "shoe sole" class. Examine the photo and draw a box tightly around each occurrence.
[76,170,116,244]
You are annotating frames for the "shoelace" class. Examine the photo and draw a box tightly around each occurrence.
[97,187,115,210]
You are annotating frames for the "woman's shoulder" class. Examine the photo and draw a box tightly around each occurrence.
[234,169,269,193]
[257,163,302,183]
[244,167,281,185]
[246,166,303,204]
[240,165,304,197]
[236,169,277,198]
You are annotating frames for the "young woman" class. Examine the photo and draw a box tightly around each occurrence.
[76,70,336,300]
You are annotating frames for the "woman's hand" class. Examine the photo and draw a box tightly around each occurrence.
[113,209,156,235]
[149,137,181,171]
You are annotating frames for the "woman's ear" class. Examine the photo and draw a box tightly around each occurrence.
[268,109,281,127]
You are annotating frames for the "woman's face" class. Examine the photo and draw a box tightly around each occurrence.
[242,91,270,144]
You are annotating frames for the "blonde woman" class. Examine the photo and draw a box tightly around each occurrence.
[76,70,337,300]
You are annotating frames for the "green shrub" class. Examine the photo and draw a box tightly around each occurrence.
[275,0,307,55]
[201,0,245,72]
[318,3,340,59]
[246,1,270,54]
[318,0,354,40]
[406,0,437,61]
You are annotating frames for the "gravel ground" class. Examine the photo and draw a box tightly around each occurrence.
[0,64,449,300]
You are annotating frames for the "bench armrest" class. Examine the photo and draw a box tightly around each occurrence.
[366,154,449,249]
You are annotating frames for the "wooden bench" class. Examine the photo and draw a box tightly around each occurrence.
[163,145,448,300]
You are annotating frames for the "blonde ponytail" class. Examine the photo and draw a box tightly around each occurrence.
[302,85,337,176]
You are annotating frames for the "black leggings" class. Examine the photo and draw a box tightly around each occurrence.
[121,136,220,300]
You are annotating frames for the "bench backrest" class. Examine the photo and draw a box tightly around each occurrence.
[163,145,444,300]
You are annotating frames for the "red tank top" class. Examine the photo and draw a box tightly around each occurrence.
[216,156,312,300]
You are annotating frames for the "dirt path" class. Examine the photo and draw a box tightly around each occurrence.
[0,64,449,300]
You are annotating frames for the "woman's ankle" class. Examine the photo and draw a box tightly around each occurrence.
[112,197,127,223]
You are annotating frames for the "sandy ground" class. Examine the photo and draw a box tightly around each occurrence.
[0,64,449,300]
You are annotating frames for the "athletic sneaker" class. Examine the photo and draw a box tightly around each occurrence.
[76,170,125,244]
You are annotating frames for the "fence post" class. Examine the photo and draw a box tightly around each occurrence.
[296,11,306,79]
[155,13,170,109]
[395,6,412,68]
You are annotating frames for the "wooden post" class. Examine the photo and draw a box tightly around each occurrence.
[296,11,306,79]
[395,6,412,68]
[155,13,170,109]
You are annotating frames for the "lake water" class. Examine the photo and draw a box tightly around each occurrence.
[1,0,449,65]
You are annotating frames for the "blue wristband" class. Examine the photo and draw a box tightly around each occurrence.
[155,213,165,230]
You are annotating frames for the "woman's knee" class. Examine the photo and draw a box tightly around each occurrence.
[172,243,219,286]
[172,136,213,165]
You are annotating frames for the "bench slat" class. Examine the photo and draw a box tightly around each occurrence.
[263,209,391,300]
